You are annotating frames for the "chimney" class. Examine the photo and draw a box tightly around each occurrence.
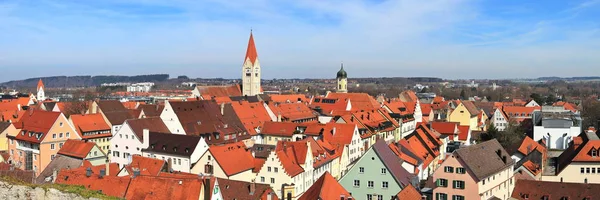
[220,103,225,116]
[85,167,92,177]
[267,192,273,200]
[249,179,256,195]
[277,112,282,122]
[17,104,21,111]
[142,129,150,149]
[105,158,110,176]
[332,127,337,136]
[168,158,173,173]
[52,169,58,183]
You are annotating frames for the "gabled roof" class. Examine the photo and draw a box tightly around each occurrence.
[137,104,164,118]
[260,121,298,137]
[372,140,417,187]
[461,101,480,117]
[97,100,128,113]
[70,113,111,138]
[511,180,600,200]
[388,140,421,167]
[396,184,422,200]
[216,178,277,200]
[502,106,537,117]
[268,103,317,121]
[430,122,458,136]
[125,117,171,141]
[56,166,131,198]
[269,94,308,103]
[143,132,202,157]
[36,154,84,184]
[420,103,432,116]
[125,175,203,200]
[124,155,166,176]
[0,122,11,133]
[455,139,514,181]
[326,92,380,112]
[57,139,98,159]
[399,90,418,102]
[208,142,255,176]
[229,101,271,135]
[12,110,61,143]
[195,85,242,98]
[457,125,470,141]
[299,172,352,200]
[245,31,258,64]
[168,100,246,142]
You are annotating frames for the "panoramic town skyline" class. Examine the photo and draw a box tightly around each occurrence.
[1,0,599,82]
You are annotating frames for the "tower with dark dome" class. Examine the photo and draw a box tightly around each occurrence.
[336,63,348,93]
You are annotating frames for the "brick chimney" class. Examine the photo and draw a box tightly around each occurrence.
[249,179,256,195]
[220,103,225,116]
[105,158,110,176]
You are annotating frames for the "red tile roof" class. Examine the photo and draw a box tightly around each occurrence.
[70,113,111,138]
[37,79,44,91]
[124,155,166,176]
[125,117,171,140]
[56,167,131,198]
[457,125,471,141]
[245,31,258,64]
[57,139,97,159]
[276,137,337,176]
[299,172,352,200]
[269,94,309,103]
[517,136,546,156]
[230,101,272,135]
[511,179,600,200]
[260,122,299,137]
[396,184,422,200]
[195,85,242,98]
[326,93,380,112]
[310,97,349,116]
[12,110,62,143]
[399,90,418,102]
[420,103,432,116]
[208,142,255,176]
[430,122,458,136]
[268,103,316,122]
[388,140,419,166]
[125,175,203,200]
[553,101,578,113]
[502,106,538,118]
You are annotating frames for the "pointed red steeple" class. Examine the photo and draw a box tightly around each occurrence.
[37,79,44,91]
[245,30,258,65]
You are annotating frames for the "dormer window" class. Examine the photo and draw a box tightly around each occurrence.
[591,148,598,157]
[541,195,549,200]
[173,147,177,152]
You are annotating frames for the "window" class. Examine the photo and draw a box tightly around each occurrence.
[456,167,466,174]
[274,167,278,173]
[452,195,465,200]
[593,168,596,174]
[51,144,55,150]
[59,133,63,138]
[208,155,211,160]
[541,195,549,200]
[581,167,585,174]
[587,168,591,174]
[377,195,383,200]
[51,154,55,160]
[381,168,387,174]
[436,179,448,187]
[382,181,388,189]
[270,178,275,184]
[452,180,465,189]
[353,180,360,187]
[359,167,364,173]
[559,197,568,200]
[367,194,373,200]
[59,122,63,127]
[178,159,181,165]
[52,134,56,139]
[436,193,448,200]
[59,143,63,148]
[268,167,272,172]
[444,166,454,173]
[367,181,374,188]
[34,155,37,161]
[260,177,265,183]
[66,132,70,138]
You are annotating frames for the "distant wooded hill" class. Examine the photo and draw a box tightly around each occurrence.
[1,74,169,89]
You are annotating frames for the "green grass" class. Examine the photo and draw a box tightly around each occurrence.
[0,176,122,200]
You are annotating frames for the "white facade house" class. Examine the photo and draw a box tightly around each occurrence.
[525,99,540,107]
[533,106,582,150]
[126,82,154,93]
[141,132,208,173]
[159,101,186,135]
[109,117,171,168]
[491,108,509,131]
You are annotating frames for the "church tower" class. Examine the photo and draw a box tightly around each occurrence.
[37,79,46,101]
[242,31,262,96]
[336,63,348,93]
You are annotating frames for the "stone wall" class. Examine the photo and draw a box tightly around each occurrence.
[0,181,100,200]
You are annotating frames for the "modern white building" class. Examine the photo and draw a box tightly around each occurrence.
[127,82,154,93]
[533,106,582,150]
[491,108,509,131]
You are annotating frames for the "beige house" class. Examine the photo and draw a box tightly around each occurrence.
[448,101,480,131]
[191,141,256,182]
[433,139,515,200]
[542,130,600,184]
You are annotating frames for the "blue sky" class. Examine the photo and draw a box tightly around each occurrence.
[0,0,599,82]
